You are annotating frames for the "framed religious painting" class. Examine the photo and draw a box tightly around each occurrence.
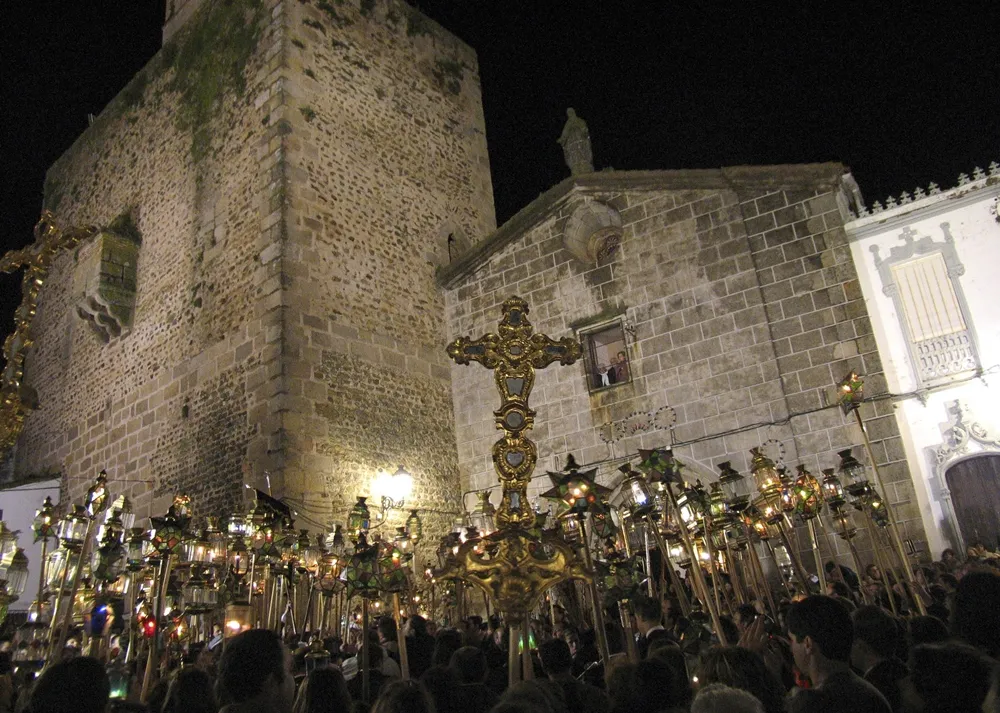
[578,319,631,392]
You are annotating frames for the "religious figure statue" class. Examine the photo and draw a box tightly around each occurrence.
[558,108,594,176]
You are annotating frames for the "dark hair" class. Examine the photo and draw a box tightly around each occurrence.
[538,638,573,675]
[786,595,853,662]
[735,604,758,629]
[695,646,784,713]
[851,605,899,659]
[30,656,110,713]
[632,596,662,624]
[379,616,399,641]
[162,667,217,713]
[952,570,1000,656]
[371,679,436,713]
[304,667,352,713]
[449,646,488,683]
[409,615,430,637]
[607,658,687,713]
[420,665,458,713]
[909,642,996,712]
[647,646,692,708]
[829,581,852,599]
[432,629,464,667]
[218,629,287,703]
[908,615,949,647]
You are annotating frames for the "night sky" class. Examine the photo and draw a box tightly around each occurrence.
[1,2,998,320]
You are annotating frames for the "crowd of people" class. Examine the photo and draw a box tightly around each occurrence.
[10,546,1000,713]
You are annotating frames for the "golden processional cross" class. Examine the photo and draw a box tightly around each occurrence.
[447,296,581,528]
[445,297,590,683]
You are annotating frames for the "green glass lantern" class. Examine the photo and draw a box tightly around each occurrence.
[340,534,383,599]
[32,496,57,542]
[348,497,371,535]
[541,455,611,514]
[149,503,190,557]
[793,465,822,520]
[379,540,409,593]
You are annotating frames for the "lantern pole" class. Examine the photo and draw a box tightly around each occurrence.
[643,528,654,597]
[838,373,925,615]
[661,484,728,644]
[361,597,371,704]
[806,519,827,593]
[647,525,692,616]
[576,513,611,668]
[860,508,897,615]
[394,592,410,679]
[140,553,172,703]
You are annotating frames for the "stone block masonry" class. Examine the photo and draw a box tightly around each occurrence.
[443,165,927,568]
[16,0,494,545]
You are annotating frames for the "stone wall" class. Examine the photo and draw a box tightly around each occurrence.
[443,167,927,569]
[275,0,495,542]
[18,0,284,520]
[15,0,494,544]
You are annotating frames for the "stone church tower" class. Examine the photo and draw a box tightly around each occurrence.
[16,0,495,537]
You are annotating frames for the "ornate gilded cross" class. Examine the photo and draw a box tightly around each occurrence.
[447,296,581,528]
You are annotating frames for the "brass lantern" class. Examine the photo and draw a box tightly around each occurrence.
[793,465,822,520]
[0,521,18,564]
[834,510,858,540]
[557,510,583,543]
[405,510,423,545]
[92,526,126,585]
[1,548,29,600]
[821,468,846,511]
[468,491,497,534]
[717,461,748,512]
[750,448,782,503]
[58,505,91,550]
[778,468,798,514]
[708,482,732,526]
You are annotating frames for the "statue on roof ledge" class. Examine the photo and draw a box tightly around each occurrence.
[558,108,594,176]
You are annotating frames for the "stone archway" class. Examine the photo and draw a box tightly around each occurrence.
[945,455,1000,552]
[930,400,1000,553]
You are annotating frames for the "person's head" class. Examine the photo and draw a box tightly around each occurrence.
[941,548,957,565]
[496,679,565,713]
[952,570,1000,657]
[866,564,882,580]
[538,638,573,677]
[648,645,693,708]
[302,667,351,713]
[419,665,458,713]
[827,580,852,599]
[632,596,662,633]
[695,647,784,713]
[463,616,485,645]
[432,628,464,667]
[901,642,996,713]
[449,645,488,684]
[734,604,758,634]
[607,658,687,713]
[218,629,294,712]
[364,629,385,669]
[163,667,217,713]
[29,656,109,713]
[908,616,949,647]
[406,614,429,638]
[561,627,580,657]
[691,683,764,713]
[378,616,398,644]
[786,595,854,675]
[851,605,900,671]
[371,679,436,713]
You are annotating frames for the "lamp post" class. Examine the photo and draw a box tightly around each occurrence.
[837,373,926,615]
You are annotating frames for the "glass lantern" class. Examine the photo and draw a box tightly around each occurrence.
[32,497,57,542]
[821,468,846,511]
[750,448,782,501]
[834,510,858,540]
[557,511,583,544]
[405,510,423,545]
[778,468,798,514]
[793,465,822,520]
[327,525,346,557]
[620,467,656,518]
[340,535,383,600]
[85,471,110,518]
[2,549,29,599]
[348,497,371,535]
[837,449,868,492]
[708,482,732,526]
[468,491,497,534]
[227,536,250,581]
[92,531,126,585]
[106,495,135,533]
[224,601,253,638]
[58,505,91,550]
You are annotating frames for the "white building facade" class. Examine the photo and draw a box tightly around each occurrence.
[846,164,1000,558]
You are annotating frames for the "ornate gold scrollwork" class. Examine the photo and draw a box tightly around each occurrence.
[0,212,99,454]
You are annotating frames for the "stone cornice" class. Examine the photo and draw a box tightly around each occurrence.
[436,162,847,289]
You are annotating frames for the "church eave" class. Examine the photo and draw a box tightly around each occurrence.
[436,162,847,289]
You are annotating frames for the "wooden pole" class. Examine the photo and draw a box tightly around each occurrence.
[619,601,639,662]
[853,409,926,615]
[521,613,533,680]
[648,524,692,616]
[578,515,612,666]
[140,555,172,703]
[507,622,521,687]
[361,598,371,704]
[394,593,410,680]
[807,519,828,593]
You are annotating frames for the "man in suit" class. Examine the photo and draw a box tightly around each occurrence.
[633,596,672,659]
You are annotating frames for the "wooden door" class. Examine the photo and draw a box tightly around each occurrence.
[946,455,1000,550]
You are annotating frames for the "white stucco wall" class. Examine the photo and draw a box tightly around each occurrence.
[0,479,61,612]
[846,175,1000,556]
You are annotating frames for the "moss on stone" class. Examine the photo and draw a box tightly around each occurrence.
[168,0,266,164]
[107,209,143,245]
[359,0,376,17]
[432,58,465,96]
[405,9,431,37]
[303,17,325,33]
[299,106,317,122]
[317,0,352,27]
